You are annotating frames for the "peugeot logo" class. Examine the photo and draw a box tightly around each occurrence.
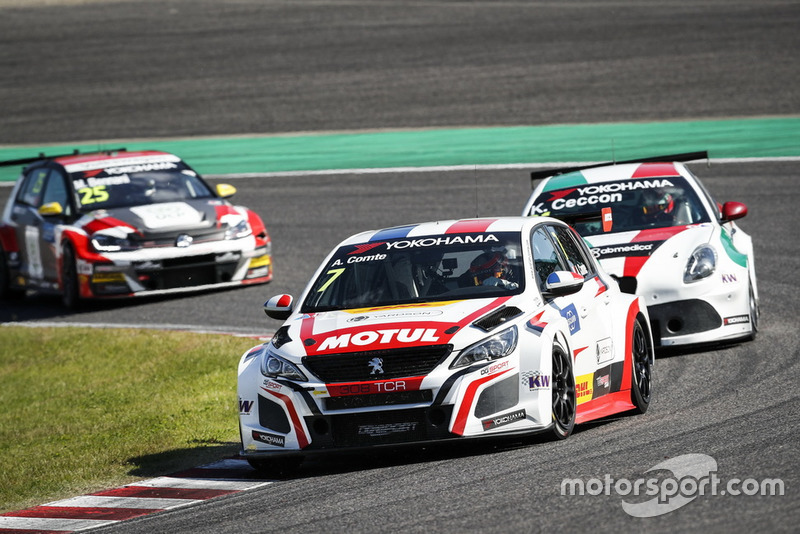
[176,234,193,248]
[368,357,384,375]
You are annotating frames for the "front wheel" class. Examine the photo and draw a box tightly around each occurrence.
[551,338,576,439]
[61,244,80,309]
[0,242,25,301]
[630,318,652,414]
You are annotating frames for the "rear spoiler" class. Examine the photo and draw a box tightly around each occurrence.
[0,148,128,168]
[529,150,709,189]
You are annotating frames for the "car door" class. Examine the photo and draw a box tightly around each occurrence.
[10,166,73,285]
[532,224,614,403]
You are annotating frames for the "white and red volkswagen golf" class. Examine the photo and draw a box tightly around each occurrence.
[0,149,272,307]
[238,216,653,471]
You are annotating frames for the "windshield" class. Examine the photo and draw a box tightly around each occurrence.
[70,164,215,211]
[302,231,525,312]
[533,176,712,236]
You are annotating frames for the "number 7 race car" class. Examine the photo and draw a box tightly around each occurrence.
[0,149,272,307]
[521,152,758,348]
[238,217,654,471]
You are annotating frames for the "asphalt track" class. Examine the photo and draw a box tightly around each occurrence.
[1,1,799,532]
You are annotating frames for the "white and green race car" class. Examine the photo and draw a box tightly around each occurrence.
[522,152,758,348]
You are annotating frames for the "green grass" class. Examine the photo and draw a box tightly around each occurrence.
[0,326,264,513]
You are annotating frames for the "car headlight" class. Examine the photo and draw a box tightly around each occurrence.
[225,218,252,240]
[260,350,307,381]
[684,244,716,283]
[451,326,518,369]
[91,233,137,252]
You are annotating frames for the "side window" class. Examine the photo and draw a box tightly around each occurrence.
[549,225,593,278]
[41,170,72,216]
[17,168,50,207]
[531,227,565,290]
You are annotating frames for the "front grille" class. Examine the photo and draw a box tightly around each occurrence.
[325,389,433,411]
[302,344,452,383]
[134,254,239,290]
[303,406,456,449]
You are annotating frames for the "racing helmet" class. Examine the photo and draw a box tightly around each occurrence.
[470,251,511,286]
[642,190,674,219]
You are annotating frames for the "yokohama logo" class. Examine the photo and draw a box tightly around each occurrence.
[482,409,526,431]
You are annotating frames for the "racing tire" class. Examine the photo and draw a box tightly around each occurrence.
[61,243,81,309]
[551,338,576,439]
[630,317,652,414]
[246,456,303,477]
[0,242,25,301]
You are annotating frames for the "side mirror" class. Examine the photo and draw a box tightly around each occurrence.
[264,294,294,321]
[543,271,584,298]
[720,201,747,223]
[38,202,64,217]
[216,183,237,198]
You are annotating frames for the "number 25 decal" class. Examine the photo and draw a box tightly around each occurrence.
[78,185,109,205]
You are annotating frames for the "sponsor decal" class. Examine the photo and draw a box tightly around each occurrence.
[561,304,581,335]
[317,327,440,351]
[358,422,418,437]
[481,360,510,376]
[596,337,614,364]
[349,242,386,255]
[238,399,254,414]
[105,161,177,174]
[329,377,424,397]
[482,409,527,431]
[384,234,499,249]
[721,273,738,283]
[591,241,662,260]
[252,430,286,447]
[593,368,612,400]
[521,370,550,391]
[346,309,444,322]
[262,380,282,391]
[575,373,594,404]
[129,202,203,229]
[724,315,750,325]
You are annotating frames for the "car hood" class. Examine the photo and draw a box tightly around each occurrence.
[279,296,519,358]
[584,224,715,278]
[78,199,243,239]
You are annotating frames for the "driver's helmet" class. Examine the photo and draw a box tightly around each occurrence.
[642,190,674,220]
[470,251,511,286]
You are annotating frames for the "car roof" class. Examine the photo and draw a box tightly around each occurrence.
[337,216,564,246]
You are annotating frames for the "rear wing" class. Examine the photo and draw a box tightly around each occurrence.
[529,151,709,189]
[0,148,128,168]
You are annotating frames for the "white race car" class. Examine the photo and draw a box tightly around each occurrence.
[521,152,758,348]
[0,149,272,307]
[238,217,653,470]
